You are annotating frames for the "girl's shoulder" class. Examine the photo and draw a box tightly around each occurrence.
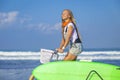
[67,22,75,28]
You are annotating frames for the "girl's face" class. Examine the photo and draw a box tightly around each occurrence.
[62,10,70,20]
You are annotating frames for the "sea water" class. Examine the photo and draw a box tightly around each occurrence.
[0,51,120,80]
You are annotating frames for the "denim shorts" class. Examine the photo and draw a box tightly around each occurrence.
[69,43,82,56]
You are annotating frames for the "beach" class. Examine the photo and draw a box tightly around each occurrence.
[0,51,120,80]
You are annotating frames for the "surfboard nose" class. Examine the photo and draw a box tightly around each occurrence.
[32,61,120,80]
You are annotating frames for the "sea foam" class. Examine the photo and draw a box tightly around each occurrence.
[0,50,120,60]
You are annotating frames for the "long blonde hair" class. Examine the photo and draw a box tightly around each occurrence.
[62,9,76,26]
[62,9,82,42]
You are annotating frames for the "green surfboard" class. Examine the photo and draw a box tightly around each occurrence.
[32,61,120,80]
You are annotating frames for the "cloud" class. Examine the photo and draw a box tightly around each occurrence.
[0,11,32,29]
[50,22,61,31]
[27,22,61,34]
[0,11,19,25]
[0,11,61,34]
[19,15,32,24]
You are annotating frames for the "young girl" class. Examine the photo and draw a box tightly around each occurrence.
[29,9,82,80]
[56,9,82,60]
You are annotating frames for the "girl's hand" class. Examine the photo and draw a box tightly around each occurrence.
[56,48,64,53]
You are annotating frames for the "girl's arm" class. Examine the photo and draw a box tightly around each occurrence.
[57,26,73,53]
[59,28,65,49]
[63,26,73,49]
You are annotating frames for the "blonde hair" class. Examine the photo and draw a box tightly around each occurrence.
[62,9,82,42]
[62,9,76,25]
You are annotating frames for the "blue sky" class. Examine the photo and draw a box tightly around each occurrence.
[0,0,120,51]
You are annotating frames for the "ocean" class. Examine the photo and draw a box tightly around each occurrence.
[0,50,120,80]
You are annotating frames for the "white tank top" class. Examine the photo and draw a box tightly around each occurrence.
[64,23,78,43]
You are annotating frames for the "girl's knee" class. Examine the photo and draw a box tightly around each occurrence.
[29,74,34,80]
[64,53,77,61]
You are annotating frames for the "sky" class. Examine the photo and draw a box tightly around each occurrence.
[0,0,120,51]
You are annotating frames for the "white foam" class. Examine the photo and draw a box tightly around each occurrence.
[0,51,120,60]
[80,59,92,62]
[0,51,40,56]
[81,51,120,55]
